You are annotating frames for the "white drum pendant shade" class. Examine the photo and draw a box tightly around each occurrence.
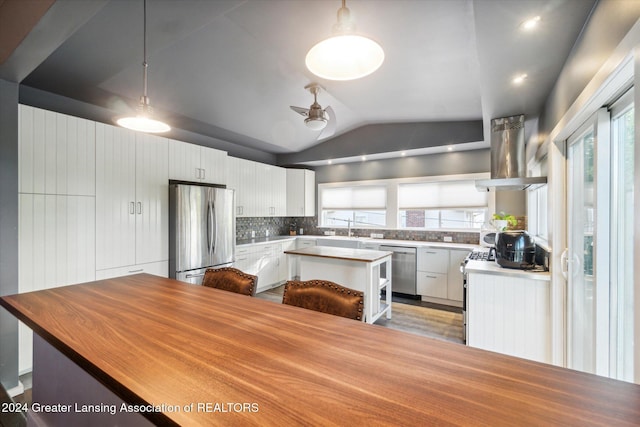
[306,34,384,81]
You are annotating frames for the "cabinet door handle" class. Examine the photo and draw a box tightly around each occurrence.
[425,275,438,279]
[129,202,135,215]
[201,168,206,179]
[137,202,142,214]
[128,268,144,273]
[195,168,200,179]
[237,257,248,261]
[425,251,437,254]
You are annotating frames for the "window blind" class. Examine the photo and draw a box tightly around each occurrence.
[321,186,387,209]
[398,180,487,209]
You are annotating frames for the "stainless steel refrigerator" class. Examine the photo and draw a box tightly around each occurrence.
[169,183,235,284]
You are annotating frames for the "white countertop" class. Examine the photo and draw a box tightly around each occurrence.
[237,234,479,251]
[284,246,393,263]
[465,260,551,281]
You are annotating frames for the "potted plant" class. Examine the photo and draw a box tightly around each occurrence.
[492,211,517,231]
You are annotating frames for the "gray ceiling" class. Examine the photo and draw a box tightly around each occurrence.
[4,0,596,163]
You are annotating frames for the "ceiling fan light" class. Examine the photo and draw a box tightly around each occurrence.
[306,34,384,81]
[305,117,328,131]
[117,115,171,133]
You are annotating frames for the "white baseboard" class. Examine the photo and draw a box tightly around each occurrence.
[7,380,24,398]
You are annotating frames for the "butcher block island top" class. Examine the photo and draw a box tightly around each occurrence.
[2,274,640,426]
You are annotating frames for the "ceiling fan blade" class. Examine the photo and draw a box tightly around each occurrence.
[318,106,336,139]
[290,106,309,117]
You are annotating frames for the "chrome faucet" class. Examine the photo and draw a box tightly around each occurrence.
[347,219,353,237]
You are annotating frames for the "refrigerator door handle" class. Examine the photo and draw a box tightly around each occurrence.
[208,199,215,255]
[211,199,217,254]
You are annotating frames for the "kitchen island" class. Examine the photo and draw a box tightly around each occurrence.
[284,246,392,324]
[2,274,640,426]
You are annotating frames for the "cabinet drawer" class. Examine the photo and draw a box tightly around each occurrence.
[236,246,256,256]
[416,272,448,298]
[297,239,316,249]
[95,261,168,280]
[417,248,449,273]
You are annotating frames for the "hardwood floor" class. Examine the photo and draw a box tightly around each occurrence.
[256,285,465,344]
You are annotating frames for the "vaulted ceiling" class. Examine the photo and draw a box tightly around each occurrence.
[1,0,596,163]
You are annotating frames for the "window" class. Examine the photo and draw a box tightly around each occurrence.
[527,159,549,243]
[398,180,487,229]
[320,185,387,228]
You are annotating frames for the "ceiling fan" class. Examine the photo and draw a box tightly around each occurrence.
[290,83,336,139]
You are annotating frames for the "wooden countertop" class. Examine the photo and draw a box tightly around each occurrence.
[284,246,392,262]
[2,274,639,426]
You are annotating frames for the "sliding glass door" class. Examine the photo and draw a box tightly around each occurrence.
[610,89,634,382]
[567,117,600,375]
[566,89,635,381]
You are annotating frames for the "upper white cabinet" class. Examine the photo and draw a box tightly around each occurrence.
[168,139,227,185]
[227,157,286,217]
[96,123,168,271]
[19,105,95,196]
[255,163,286,217]
[286,169,315,217]
[226,157,256,217]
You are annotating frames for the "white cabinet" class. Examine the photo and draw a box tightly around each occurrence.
[417,272,448,298]
[227,157,286,217]
[94,261,168,280]
[467,272,552,364]
[168,139,227,185]
[417,248,449,272]
[18,194,96,372]
[417,247,449,299]
[235,241,296,292]
[255,163,286,217]
[416,247,470,304]
[19,105,95,196]
[286,169,315,217]
[296,238,316,249]
[226,157,256,217]
[96,124,168,273]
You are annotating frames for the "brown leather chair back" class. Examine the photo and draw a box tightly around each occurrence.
[282,280,364,321]
[202,267,258,296]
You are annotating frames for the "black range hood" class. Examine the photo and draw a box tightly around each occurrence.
[475,115,547,192]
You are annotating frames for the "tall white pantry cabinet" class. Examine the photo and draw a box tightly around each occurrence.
[94,124,169,279]
[18,105,97,373]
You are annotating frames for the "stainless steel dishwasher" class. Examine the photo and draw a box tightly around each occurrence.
[379,245,417,296]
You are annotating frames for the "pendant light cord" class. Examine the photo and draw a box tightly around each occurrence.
[142,0,148,104]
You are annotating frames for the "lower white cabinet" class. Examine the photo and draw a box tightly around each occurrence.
[416,247,471,305]
[467,272,552,364]
[235,241,297,292]
[18,193,96,373]
[94,261,168,280]
[417,272,448,298]
[417,248,449,300]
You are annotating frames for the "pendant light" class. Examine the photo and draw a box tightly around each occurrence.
[117,0,170,133]
[305,0,384,81]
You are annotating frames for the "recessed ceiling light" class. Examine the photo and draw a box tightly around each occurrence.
[512,73,528,85]
[361,156,367,161]
[521,16,541,31]
[447,146,454,151]
[401,151,406,156]
[327,159,332,164]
